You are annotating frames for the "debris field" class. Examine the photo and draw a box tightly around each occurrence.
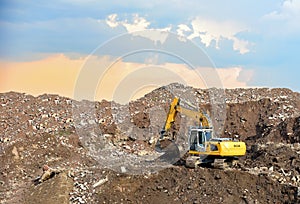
[1,83,300,203]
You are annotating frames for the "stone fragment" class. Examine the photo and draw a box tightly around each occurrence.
[93,176,108,188]
[12,146,19,160]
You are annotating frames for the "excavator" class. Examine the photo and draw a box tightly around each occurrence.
[156,97,246,169]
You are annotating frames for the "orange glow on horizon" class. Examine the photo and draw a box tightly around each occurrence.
[0,54,250,102]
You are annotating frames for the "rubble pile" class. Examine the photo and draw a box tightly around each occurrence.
[243,142,300,188]
[223,88,300,144]
[0,83,300,203]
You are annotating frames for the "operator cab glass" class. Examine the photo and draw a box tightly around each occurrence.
[198,131,205,145]
[204,130,212,141]
[189,128,213,152]
[189,130,198,151]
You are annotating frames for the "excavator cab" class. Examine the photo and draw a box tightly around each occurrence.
[188,127,213,152]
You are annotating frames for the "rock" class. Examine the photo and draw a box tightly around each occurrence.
[37,165,61,183]
[137,150,148,156]
[80,120,87,126]
[148,137,155,145]
[123,145,131,150]
[251,144,259,152]
[88,119,96,125]
[278,177,286,183]
[78,197,85,204]
[0,137,10,143]
[12,146,19,160]
[127,134,137,141]
[260,167,268,172]
[269,166,274,172]
[293,143,300,150]
[121,166,127,173]
[214,174,221,180]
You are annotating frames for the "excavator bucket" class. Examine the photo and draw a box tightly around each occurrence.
[154,129,181,164]
[155,138,172,152]
[155,140,180,164]
[155,130,174,152]
[155,139,163,152]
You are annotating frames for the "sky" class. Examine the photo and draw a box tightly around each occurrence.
[0,0,300,102]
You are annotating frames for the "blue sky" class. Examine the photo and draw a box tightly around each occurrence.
[1,0,300,92]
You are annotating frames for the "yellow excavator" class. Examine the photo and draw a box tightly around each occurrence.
[156,97,246,168]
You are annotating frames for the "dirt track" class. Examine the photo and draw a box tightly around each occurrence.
[1,84,300,203]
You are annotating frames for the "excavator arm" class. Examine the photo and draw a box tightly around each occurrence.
[159,97,211,141]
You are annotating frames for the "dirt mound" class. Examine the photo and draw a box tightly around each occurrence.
[1,84,300,203]
[96,167,298,204]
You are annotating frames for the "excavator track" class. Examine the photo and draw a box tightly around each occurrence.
[213,159,227,169]
[213,158,239,169]
[185,156,240,169]
[185,156,200,168]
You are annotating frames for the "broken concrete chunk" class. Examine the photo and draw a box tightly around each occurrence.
[37,165,61,184]
[93,176,108,188]
[12,146,19,160]
[121,166,127,173]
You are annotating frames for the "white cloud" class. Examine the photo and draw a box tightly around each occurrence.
[105,14,171,44]
[176,24,192,42]
[265,0,300,20]
[216,67,254,88]
[122,14,151,32]
[105,14,119,28]
[263,0,300,33]
[106,13,150,32]
[232,38,250,54]
[176,24,191,37]
[185,17,250,54]
[105,14,251,53]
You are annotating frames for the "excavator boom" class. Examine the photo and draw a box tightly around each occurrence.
[176,106,210,128]
[160,97,210,139]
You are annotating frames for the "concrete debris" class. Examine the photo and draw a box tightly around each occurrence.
[120,166,127,173]
[92,176,108,188]
[38,165,61,183]
[12,146,20,160]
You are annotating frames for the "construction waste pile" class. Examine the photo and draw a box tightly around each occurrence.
[0,83,300,203]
